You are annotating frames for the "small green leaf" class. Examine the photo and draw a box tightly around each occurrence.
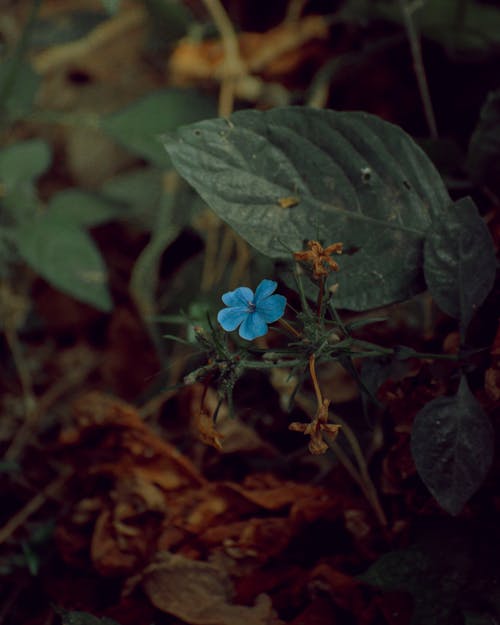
[423,197,496,337]
[164,107,450,310]
[467,88,500,196]
[411,375,494,515]
[15,216,112,312]
[48,189,128,227]
[102,89,217,167]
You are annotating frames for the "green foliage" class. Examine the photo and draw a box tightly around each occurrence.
[0,139,51,221]
[410,376,494,515]
[48,189,129,228]
[467,88,500,196]
[424,197,496,339]
[163,107,451,311]
[14,215,112,312]
[102,89,217,168]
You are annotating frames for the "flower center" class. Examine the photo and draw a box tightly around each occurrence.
[247,301,256,312]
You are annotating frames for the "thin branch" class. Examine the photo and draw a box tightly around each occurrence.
[201,0,245,117]
[398,0,438,138]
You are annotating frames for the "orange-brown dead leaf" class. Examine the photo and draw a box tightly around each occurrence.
[168,15,329,86]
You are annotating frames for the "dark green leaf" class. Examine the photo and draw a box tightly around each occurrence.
[423,197,496,337]
[411,375,494,515]
[15,216,112,312]
[48,189,129,227]
[164,107,450,310]
[467,89,500,196]
[102,89,217,167]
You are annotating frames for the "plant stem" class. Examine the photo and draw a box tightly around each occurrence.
[398,0,438,139]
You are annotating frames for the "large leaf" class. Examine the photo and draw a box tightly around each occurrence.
[163,107,450,310]
[15,216,112,311]
[102,89,217,168]
[411,376,494,515]
[467,88,500,196]
[423,197,496,337]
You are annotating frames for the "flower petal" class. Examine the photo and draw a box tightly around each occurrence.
[238,312,268,340]
[217,307,248,331]
[221,286,254,307]
[256,293,286,323]
[254,279,277,304]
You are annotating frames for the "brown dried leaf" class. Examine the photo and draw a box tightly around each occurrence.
[168,15,329,85]
[61,392,205,489]
[140,551,277,625]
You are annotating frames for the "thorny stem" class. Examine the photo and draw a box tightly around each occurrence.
[398,0,438,139]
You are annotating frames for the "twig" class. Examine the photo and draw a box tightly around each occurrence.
[3,326,37,462]
[0,471,71,545]
[398,0,438,138]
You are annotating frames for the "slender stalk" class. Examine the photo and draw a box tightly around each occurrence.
[398,0,438,139]
[334,414,388,527]
[0,0,42,111]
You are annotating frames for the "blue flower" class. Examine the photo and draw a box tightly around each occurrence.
[217,279,286,340]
